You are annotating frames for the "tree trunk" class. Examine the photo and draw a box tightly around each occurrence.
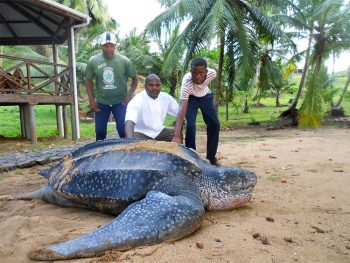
[215,36,225,106]
[169,75,177,97]
[334,68,350,108]
[243,97,249,113]
[0,46,3,67]
[276,90,280,107]
[330,52,335,107]
[280,23,314,118]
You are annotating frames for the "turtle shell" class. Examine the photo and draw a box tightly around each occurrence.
[45,139,203,214]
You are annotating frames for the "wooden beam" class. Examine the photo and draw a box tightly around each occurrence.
[0,94,73,104]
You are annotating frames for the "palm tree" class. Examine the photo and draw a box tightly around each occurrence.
[151,25,185,96]
[332,67,350,112]
[298,0,350,127]
[118,28,156,77]
[257,52,284,107]
[145,0,285,105]
[279,0,350,127]
[55,0,110,27]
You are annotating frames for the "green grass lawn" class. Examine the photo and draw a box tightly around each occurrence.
[1,72,349,140]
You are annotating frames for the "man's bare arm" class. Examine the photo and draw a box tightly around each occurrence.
[172,99,188,144]
[86,79,100,112]
[125,120,136,138]
[124,75,139,105]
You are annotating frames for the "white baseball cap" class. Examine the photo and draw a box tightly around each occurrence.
[99,31,117,45]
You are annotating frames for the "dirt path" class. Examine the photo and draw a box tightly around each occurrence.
[0,128,349,263]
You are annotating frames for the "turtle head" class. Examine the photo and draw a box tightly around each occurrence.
[199,166,257,210]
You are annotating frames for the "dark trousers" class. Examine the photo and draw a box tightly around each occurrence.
[185,93,220,162]
[134,127,175,142]
[94,102,126,141]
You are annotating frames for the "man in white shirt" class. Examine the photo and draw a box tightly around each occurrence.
[125,74,179,141]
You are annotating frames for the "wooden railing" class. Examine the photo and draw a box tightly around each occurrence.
[0,54,72,104]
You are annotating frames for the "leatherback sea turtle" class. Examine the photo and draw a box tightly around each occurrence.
[16,138,257,261]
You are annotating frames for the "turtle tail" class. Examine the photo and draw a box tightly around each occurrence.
[15,185,83,208]
[15,185,51,200]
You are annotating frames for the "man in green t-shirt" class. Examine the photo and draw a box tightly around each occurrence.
[86,31,138,141]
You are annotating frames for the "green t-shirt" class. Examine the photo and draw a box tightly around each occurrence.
[85,52,137,105]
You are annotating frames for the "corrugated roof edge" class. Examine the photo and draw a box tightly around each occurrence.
[34,0,91,25]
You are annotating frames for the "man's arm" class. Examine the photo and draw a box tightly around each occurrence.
[125,120,136,138]
[167,95,179,116]
[171,99,188,144]
[86,79,100,112]
[123,75,139,105]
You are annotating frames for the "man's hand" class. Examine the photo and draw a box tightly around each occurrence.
[89,101,100,112]
[171,135,183,144]
[123,95,133,106]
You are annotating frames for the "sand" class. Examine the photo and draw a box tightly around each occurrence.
[0,127,349,263]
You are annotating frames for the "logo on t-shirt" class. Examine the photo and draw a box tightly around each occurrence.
[103,67,116,89]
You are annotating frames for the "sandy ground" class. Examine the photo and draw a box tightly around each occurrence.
[0,127,349,263]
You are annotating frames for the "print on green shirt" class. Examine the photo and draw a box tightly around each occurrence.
[86,53,137,105]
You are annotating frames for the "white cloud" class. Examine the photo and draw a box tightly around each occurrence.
[107,0,164,37]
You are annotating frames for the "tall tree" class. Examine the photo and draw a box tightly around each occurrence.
[118,28,156,77]
[152,25,185,96]
[145,0,285,105]
[279,0,350,127]
[298,0,350,127]
[56,0,110,27]
[333,67,350,109]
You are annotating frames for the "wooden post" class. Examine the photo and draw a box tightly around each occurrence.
[24,104,31,139]
[56,106,64,137]
[53,44,64,137]
[28,104,37,144]
[63,105,69,139]
[19,104,26,138]
[26,63,31,94]
[67,27,80,140]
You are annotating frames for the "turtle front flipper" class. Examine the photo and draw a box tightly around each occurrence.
[28,176,205,261]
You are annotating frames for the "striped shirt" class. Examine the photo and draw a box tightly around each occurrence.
[180,68,217,100]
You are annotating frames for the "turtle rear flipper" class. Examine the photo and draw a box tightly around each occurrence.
[28,176,205,260]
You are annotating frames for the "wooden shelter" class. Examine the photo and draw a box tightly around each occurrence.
[0,0,90,143]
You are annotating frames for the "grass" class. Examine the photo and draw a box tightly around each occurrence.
[0,91,337,139]
[0,73,349,141]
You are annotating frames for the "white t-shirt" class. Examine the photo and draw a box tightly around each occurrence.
[125,90,179,138]
[180,68,217,99]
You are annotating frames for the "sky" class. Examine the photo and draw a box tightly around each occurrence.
[107,0,164,36]
[106,0,349,73]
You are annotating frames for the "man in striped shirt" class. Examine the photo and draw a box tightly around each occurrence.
[172,57,220,165]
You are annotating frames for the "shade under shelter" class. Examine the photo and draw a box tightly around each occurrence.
[0,0,90,143]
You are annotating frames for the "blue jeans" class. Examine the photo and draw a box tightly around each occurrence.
[185,93,220,162]
[94,103,126,141]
